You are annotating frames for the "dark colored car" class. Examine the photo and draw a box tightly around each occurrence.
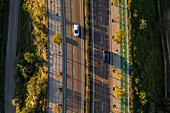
[103,50,109,62]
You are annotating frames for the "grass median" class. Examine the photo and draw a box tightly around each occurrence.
[0,0,10,112]
[84,0,92,112]
[128,0,169,112]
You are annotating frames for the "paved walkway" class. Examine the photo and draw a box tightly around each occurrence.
[47,0,63,112]
[110,0,129,112]
[110,4,121,113]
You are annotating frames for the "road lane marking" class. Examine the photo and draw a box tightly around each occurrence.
[102,102,103,110]
[100,15,102,22]
[101,35,103,42]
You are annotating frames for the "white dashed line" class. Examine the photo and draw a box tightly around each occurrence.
[100,15,102,22]
[101,35,103,42]
[102,102,103,110]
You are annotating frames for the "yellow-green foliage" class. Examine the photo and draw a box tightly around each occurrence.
[12,0,47,112]
[112,0,122,6]
[55,72,62,81]
[24,0,47,44]
[139,91,148,105]
[115,68,123,80]
[51,31,63,47]
[133,9,138,18]
[53,104,62,113]
[113,85,127,99]
[139,18,147,30]
[113,29,126,45]
[24,52,36,63]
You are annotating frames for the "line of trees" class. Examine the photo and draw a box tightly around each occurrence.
[12,0,47,112]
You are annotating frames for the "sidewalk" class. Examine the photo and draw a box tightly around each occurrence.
[110,0,129,112]
[47,0,63,112]
[110,4,121,113]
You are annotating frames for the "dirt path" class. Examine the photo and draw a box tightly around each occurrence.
[4,0,19,112]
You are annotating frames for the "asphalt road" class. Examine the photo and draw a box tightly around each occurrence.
[4,0,19,113]
[92,0,111,112]
[65,0,84,112]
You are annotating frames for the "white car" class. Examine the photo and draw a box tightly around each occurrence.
[74,24,79,37]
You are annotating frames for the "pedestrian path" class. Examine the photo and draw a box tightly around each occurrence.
[47,0,63,112]
[110,0,129,112]
[110,3,121,113]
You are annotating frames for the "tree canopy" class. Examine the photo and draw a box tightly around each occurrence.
[113,30,126,45]
[51,31,63,47]
[113,85,127,99]
[115,68,123,80]
[112,0,122,6]
[24,52,36,63]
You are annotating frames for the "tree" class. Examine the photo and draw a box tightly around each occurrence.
[114,68,123,80]
[24,52,36,63]
[138,91,147,105]
[111,0,122,6]
[133,9,138,18]
[55,72,62,81]
[53,104,62,113]
[23,76,47,112]
[113,85,127,99]
[113,30,126,45]
[51,31,63,47]
[139,18,147,30]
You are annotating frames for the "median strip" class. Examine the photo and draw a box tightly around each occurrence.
[84,0,92,112]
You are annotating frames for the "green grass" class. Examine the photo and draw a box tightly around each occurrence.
[119,0,129,112]
[128,0,169,112]
[0,0,10,112]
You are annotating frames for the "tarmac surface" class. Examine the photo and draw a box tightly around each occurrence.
[4,0,19,113]
[65,0,84,112]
